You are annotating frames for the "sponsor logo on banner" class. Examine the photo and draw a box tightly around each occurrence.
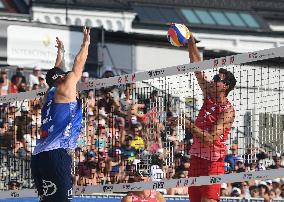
[152,181,164,189]
[213,56,235,67]
[122,185,131,190]
[243,173,253,180]
[118,74,136,84]
[249,52,258,59]
[36,91,46,97]
[103,185,114,192]
[209,176,221,184]
[177,65,186,72]
[10,192,20,197]
[147,70,165,78]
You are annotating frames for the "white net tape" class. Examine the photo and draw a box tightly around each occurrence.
[0,168,283,198]
[0,46,283,104]
[0,46,284,199]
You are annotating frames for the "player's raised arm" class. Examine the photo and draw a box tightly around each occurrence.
[67,26,90,84]
[54,27,91,102]
[54,37,65,68]
[188,33,210,96]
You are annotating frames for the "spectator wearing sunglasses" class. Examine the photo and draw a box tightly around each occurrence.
[121,169,166,202]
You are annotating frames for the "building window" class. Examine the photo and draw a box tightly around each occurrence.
[44,16,51,23]
[85,19,92,27]
[96,19,102,27]
[209,11,231,26]
[106,20,113,30]
[75,18,82,26]
[55,17,61,24]
[116,20,123,31]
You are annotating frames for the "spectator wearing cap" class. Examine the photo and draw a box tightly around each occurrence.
[220,183,229,196]
[29,66,41,88]
[231,187,241,197]
[81,72,89,83]
[272,180,283,199]
[235,156,246,172]
[258,181,269,198]
[0,70,10,96]
[38,74,48,89]
[225,144,241,171]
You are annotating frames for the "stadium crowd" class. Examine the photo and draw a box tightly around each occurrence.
[0,67,284,201]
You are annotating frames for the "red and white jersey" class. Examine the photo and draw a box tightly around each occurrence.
[129,190,158,202]
[190,96,232,161]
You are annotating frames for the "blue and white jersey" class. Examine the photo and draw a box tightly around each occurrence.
[33,87,83,155]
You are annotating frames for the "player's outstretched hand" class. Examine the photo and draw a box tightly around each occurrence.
[82,26,91,46]
[55,37,64,50]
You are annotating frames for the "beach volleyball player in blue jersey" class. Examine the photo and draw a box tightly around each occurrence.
[31,27,90,202]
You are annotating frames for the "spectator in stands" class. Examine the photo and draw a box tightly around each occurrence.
[220,183,229,197]
[121,169,166,202]
[0,70,10,95]
[240,181,251,198]
[9,72,24,93]
[129,122,145,152]
[167,172,187,195]
[249,185,259,198]
[280,184,284,198]
[8,180,20,190]
[268,153,284,169]
[81,72,89,83]
[11,66,26,84]
[29,66,41,88]
[225,144,240,171]
[38,74,48,89]
[258,181,269,198]
[121,136,137,163]
[230,187,241,197]
[235,156,246,172]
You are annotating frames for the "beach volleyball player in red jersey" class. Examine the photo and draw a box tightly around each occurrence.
[173,33,237,202]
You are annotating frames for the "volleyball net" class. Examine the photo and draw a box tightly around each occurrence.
[0,46,284,199]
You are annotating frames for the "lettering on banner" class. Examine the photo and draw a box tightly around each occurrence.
[190,177,197,185]
[122,185,131,190]
[209,176,221,184]
[152,181,164,189]
[118,74,136,84]
[10,191,20,197]
[147,70,165,78]
[103,185,114,192]
[243,173,253,180]
[177,65,186,72]
[36,91,46,97]
[255,175,268,180]
[176,179,182,187]
[249,52,258,59]
[213,56,235,67]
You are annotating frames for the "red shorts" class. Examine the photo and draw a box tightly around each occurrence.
[188,155,224,202]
